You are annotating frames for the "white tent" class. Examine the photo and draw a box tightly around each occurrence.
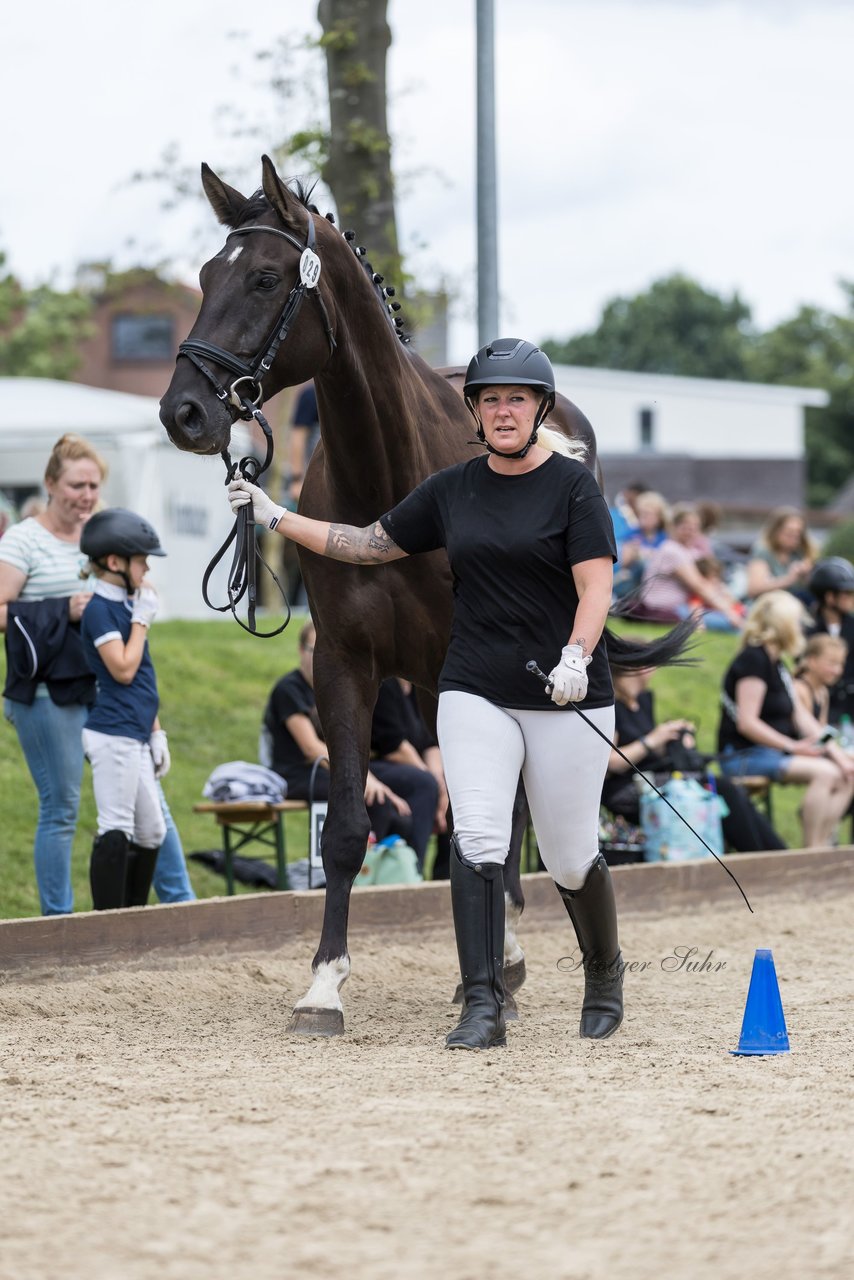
[0,378,254,620]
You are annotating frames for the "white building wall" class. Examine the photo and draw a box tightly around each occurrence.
[552,364,826,460]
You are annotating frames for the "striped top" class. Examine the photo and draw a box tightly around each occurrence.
[0,518,90,599]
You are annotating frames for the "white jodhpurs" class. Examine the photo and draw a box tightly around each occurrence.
[82,729,166,849]
[437,690,615,891]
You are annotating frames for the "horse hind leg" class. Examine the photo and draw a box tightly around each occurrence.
[451,777,529,1020]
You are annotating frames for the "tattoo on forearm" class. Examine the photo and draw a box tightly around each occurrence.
[572,636,588,655]
[326,521,400,564]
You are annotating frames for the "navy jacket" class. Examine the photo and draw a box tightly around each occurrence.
[3,599,96,707]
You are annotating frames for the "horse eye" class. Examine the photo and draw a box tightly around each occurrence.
[257,274,279,291]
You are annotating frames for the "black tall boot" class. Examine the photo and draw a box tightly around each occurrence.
[90,830,129,911]
[446,837,506,1051]
[557,854,624,1039]
[124,843,158,907]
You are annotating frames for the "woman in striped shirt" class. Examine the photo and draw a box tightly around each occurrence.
[1,434,105,914]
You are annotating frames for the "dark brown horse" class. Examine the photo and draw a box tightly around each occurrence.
[160,157,689,1037]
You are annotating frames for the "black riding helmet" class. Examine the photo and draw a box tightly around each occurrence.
[463,338,557,459]
[81,509,167,561]
[809,556,854,599]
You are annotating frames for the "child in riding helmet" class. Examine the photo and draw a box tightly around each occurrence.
[808,556,854,724]
[79,509,170,910]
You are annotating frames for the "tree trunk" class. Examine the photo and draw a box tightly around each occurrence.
[317,0,401,282]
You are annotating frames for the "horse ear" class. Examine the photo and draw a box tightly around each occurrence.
[200,163,248,228]
[260,154,304,235]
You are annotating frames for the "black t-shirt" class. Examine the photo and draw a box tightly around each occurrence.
[380,454,616,710]
[263,669,322,775]
[718,645,796,752]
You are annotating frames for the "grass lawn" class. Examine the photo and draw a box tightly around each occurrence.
[0,615,804,920]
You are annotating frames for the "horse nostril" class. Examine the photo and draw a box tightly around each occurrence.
[175,400,201,434]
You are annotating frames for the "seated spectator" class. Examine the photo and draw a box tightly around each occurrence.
[613,491,669,601]
[608,480,647,562]
[260,620,415,848]
[371,677,448,872]
[746,507,817,603]
[718,590,854,847]
[807,557,854,724]
[793,633,848,726]
[602,669,784,856]
[636,503,744,631]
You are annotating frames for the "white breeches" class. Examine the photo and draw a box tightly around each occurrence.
[437,691,614,891]
[82,729,166,849]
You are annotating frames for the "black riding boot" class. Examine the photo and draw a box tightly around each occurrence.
[90,830,129,911]
[446,838,506,1051]
[557,854,624,1039]
[124,843,158,907]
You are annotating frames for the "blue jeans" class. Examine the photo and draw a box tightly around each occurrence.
[153,787,196,903]
[5,695,87,915]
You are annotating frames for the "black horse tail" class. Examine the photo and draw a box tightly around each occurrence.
[603,614,700,676]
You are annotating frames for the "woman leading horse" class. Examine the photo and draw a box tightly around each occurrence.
[160,157,692,1042]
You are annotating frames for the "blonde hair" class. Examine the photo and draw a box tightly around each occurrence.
[742,589,810,657]
[757,506,817,560]
[537,422,587,463]
[44,434,108,486]
[635,490,671,531]
[796,632,848,671]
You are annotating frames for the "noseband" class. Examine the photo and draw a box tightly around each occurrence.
[175,208,336,637]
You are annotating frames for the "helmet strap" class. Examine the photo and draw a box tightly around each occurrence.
[467,392,555,460]
[93,556,134,597]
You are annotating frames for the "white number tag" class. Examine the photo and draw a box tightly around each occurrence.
[300,248,322,289]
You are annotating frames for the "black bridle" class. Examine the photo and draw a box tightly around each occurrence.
[176,209,336,637]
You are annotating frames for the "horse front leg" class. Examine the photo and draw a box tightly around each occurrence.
[287,662,375,1038]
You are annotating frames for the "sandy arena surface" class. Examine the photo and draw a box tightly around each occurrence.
[1,888,852,1280]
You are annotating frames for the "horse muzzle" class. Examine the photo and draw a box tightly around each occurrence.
[159,391,231,456]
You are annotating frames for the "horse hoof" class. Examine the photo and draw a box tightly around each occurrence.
[504,989,519,1021]
[505,957,527,995]
[286,1006,345,1037]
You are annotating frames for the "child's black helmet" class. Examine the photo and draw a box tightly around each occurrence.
[81,509,167,560]
[809,556,854,597]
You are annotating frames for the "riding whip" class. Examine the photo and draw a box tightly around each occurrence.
[526,660,753,913]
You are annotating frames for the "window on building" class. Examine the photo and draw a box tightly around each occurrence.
[639,406,655,450]
[111,313,175,362]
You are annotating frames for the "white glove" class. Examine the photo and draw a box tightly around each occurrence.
[227,475,286,531]
[547,644,592,706]
[131,585,159,628]
[149,729,171,780]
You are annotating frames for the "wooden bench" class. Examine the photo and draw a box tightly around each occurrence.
[193,800,309,894]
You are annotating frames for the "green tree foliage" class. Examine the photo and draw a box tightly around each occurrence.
[746,288,854,507]
[542,274,755,380]
[0,254,93,379]
[541,274,854,507]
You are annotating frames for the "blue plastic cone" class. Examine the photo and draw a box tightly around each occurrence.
[731,948,790,1056]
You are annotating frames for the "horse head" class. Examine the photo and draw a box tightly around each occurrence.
[160,156,343,455]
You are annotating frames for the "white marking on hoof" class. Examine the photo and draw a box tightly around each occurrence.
[294,957,351,1013]
[227,244,244,265]
[504,893,524,967]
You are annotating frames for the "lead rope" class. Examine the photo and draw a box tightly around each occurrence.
[200,389,291,638]
[526,661,753,912]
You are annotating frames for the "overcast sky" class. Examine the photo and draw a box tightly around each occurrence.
[3,0,852,364]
